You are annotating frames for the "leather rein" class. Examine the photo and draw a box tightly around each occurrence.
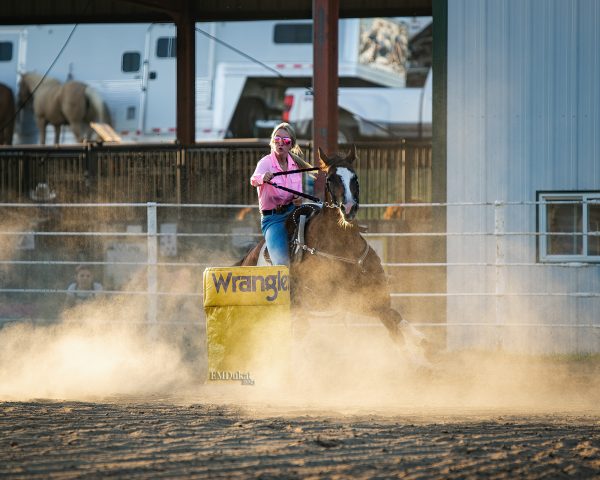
[293,237,370,273]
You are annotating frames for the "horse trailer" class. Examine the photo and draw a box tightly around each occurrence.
[0,18,431,144]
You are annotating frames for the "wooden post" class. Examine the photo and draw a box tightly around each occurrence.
[175,1,195,145]
[312,0,338,199]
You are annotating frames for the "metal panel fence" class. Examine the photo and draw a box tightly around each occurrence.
[1,201,599,355]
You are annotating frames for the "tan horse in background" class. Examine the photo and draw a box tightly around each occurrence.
[0,82,15,145]
[17,72,110,145]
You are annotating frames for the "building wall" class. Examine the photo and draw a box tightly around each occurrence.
[446,0,600,353]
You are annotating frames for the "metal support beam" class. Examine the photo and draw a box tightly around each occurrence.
[175,2,195,144]
[312,0,338,199]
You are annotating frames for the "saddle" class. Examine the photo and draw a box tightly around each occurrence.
[260,203,368,265]
[261,203,321,265]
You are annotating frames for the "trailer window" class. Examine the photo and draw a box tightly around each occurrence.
[273,24,312,44]
[538,192,600,262]
[0,42,13,61]
[122,52,141,72]
[156,37,176,58]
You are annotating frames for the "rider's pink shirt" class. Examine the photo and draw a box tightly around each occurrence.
[250,152,303,211]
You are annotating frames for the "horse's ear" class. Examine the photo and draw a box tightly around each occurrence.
[346,144,357,164]
[317,146,330,169]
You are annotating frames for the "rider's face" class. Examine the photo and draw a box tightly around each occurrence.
[272,129,293,158]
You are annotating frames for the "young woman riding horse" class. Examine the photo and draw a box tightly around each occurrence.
[245,144,427,354]
[250,122,313,266]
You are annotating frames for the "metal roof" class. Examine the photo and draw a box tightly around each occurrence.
[1,0,432,25]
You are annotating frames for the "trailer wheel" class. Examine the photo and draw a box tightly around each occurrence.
[229,98,266,138]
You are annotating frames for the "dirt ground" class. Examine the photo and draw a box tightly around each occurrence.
[2,350,600,480]
[1,317,599,479]
[1,398,599,479]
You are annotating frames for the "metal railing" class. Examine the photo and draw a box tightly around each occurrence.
[2,200,599,313]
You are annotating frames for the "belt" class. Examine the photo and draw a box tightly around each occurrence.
[261,203,293,216]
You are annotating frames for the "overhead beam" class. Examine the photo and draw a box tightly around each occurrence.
[0,0,431,25]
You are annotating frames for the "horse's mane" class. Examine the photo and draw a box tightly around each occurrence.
[21,72,60,90]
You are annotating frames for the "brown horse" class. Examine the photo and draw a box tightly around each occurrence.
[239,146,429,361]
[0,83,15,145]
[17,72,110,145]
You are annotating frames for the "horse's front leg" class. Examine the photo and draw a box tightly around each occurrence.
[53,125,61,145]
[71,122,84,143]
[375,307,426,347]
[36,117,47,145]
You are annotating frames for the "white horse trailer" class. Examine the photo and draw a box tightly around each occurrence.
[0,18,429,144]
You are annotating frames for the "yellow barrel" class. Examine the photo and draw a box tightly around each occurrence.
[203,265,291,385]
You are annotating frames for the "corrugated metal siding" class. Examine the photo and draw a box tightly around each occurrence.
[447,0,600,353]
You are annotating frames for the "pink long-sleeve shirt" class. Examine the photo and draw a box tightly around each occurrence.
[250,152,303,211]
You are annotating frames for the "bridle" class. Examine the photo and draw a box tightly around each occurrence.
[288,167,368,272]
[265,165,369,272]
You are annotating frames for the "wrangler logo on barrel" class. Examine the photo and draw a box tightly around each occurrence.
[203,266,291,307]
[211,270,288,302]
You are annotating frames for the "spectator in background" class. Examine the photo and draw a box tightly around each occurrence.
[65,264,103,308]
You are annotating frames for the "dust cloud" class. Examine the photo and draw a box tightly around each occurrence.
[0,276,598,414]
[197,257,600,416]
[0,297,196,401]
[208,314,600,416]
[0,211,598,416]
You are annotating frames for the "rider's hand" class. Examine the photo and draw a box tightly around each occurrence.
[292,195,303,206]
[263,172,274,183]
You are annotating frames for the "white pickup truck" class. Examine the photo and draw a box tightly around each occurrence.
[281,69,432,142]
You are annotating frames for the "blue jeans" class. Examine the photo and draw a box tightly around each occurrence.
[261,206,293,266]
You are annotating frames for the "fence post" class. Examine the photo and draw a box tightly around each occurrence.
[147,202,158,330]
[494,201,505,348]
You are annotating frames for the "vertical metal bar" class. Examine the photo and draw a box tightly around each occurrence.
[494,201,506,348]
[312,0,339,200]
[175,3,196,145]
[147,202,158,331]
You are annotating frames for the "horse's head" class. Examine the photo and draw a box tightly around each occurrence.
[318,145,360,222]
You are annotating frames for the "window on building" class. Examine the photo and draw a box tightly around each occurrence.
[0,42,13,61]
[122,52,141,72]
[126,106,136,120]
[156,37,176,58]
[273,24,312,44]
[538,192,600,262]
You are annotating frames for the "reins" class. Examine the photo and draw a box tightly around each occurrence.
[271,167,320,177]
[293,237,371,273]
[266,165,370,272]
[265,181,321,203]
[264,171,343,209]
[264,166,322,203]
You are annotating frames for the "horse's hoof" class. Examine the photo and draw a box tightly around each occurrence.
[398,319,426,345]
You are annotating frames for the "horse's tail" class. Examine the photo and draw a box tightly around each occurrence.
[84,85,112,125]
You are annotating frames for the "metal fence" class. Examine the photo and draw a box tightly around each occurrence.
[1,201,599,354]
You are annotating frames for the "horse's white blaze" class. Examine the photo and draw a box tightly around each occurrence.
[336,167,357,213]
